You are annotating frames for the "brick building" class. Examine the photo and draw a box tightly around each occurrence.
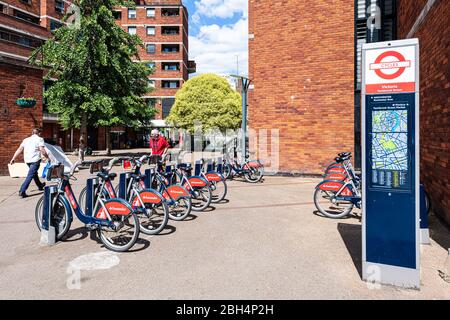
[397,0,449,223]
[115,0,195,119]
[248,0,355,174]
[0,0,195,169]
[249,0,448,223]
[111,0,195,148]
[0,0,53,175]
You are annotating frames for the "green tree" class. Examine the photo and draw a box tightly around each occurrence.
[166,74,242,132]
[30,0,156,153]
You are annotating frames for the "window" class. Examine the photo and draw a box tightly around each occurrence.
[0,29,42,48]
[148,80,156,88]
[128,26,137,35]
[147,8,155,18]
[146,44,156,54]
[162,81,180,89]
[162,98,175,119]
[146,98,157,108]
[128,9,136,19]
[162,44,179,53]
[162,26,180,35]
[146,26,155,36]
[20,0,31,4]
[162,62,180,71]
[146,62,156,69]
[113,10,122,20]
[161,8,179,17]
[50,20,63,32]
[13,10,40,24]
[55,0,64,14]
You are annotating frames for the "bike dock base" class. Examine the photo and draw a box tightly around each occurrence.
[39,185,58,246]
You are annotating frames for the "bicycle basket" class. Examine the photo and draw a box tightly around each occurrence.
[89,161,104,174]
[46,164,64,181]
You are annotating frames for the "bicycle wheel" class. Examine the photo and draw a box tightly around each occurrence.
[190,185,212,211]
[133,198,169,235]
[35,195,72,240]
[244,167,263,183]
[222,164,232,180]
[313,188,354,219]
[98,213,140,252]
[78,186,87,212]
[210,180,227,203]
[168,197,192,221]
[424,190,431,214]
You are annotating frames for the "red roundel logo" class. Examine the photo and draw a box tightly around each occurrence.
[370,51,411,80]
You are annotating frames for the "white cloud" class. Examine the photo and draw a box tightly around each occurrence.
[189,0,248,75]
[193,0,248,21]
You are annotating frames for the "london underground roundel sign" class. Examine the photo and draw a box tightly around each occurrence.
[364,45,416,94]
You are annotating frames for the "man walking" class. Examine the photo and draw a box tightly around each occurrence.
[10,128,49,198]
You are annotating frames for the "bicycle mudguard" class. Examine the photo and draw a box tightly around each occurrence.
[205,172,224,182]
[187,176,208,188]
[316,180,353,196]
[162,185,190,201]
[96,199,134,219]
[243,161,262,169]
[131,189,164,206]
[325,166,346,174]
[324,173,348,181]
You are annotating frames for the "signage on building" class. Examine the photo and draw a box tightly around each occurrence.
[365,45,416,94]
[362,39,420,289]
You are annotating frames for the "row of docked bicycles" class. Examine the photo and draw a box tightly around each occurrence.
[313,152,430,219]
[314,152,361,219]
[34,154,264,252]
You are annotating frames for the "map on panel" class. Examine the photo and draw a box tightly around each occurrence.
[371,110,408,171]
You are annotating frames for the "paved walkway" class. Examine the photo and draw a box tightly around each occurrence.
[0,169,449,299]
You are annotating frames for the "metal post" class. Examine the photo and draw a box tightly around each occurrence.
[230,75,252,163]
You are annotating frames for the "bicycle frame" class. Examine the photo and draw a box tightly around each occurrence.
[56,178,131,229]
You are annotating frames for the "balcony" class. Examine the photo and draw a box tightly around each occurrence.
[187,60,196,74]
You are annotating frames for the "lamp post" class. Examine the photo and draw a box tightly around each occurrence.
[230,74,251,162]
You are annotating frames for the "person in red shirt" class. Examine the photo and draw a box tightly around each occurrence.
[149,129,170,157]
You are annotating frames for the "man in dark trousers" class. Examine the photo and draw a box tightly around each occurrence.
[10,128,49,198]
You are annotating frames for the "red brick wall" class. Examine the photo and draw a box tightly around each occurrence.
[0,63,43,175]
[398,0,450,224]
[248,0,355,174]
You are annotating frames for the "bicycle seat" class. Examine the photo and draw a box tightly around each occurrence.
[177,163,192,170]
[97,172,117,180]
[338,152,352,158]
[131,173,146,181]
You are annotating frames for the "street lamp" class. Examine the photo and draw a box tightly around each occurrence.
[230,74,251,162]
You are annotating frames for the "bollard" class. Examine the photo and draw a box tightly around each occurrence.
[195,161,202,176]
[40,185,57,246]
[144,168,154,189]
[118,172,131,199]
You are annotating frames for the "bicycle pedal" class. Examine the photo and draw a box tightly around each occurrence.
[86,224,98,231]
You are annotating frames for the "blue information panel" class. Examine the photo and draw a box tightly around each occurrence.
[365,93,416,269]
[362,39,419,288]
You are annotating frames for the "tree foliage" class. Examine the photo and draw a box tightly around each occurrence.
[166,74,242,132]
[30,0,156,132]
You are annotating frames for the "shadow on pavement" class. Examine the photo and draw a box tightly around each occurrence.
[428,213,450,250]
[156,224,176,236]
[63,227,89,242]
[182,213,198,222]
[337,223,362,279]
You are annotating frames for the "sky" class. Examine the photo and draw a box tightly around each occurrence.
[183,0,248,77]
